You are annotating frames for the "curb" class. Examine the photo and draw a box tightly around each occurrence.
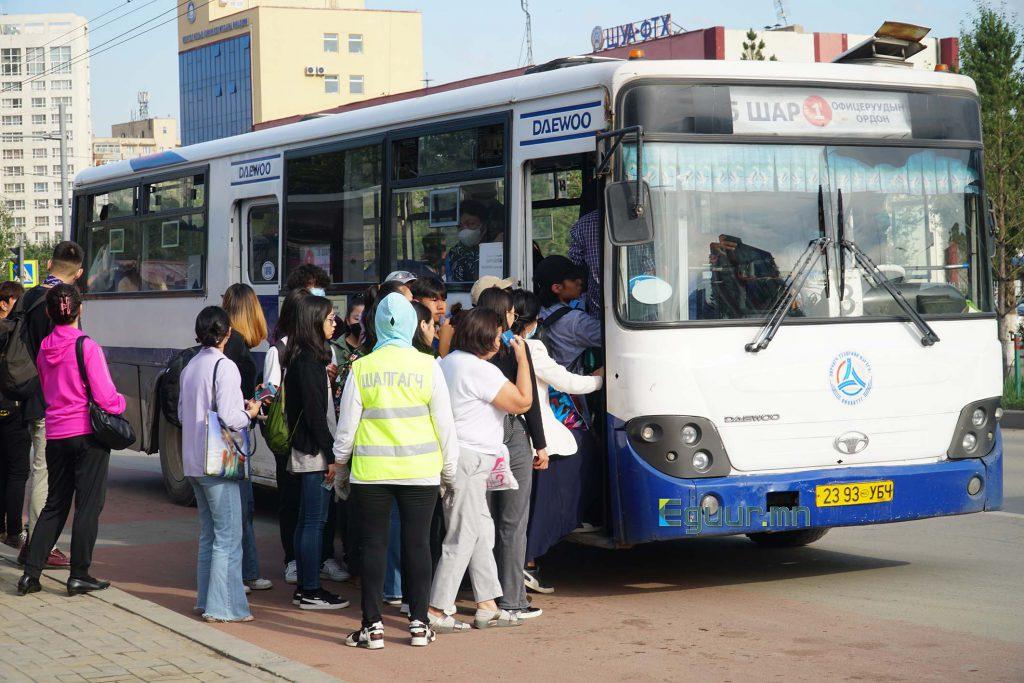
[2,553,340,683]
[1001,410,1024,430]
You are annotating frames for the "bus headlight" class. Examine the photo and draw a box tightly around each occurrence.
[681,424,700,445]
[692,451,712,472]
[947,397,1000,459]
[625,416,731,479]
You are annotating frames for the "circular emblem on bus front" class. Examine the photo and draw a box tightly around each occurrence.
[829,351,873,405]
[187,1,197,23]
[803,95,832,127]
[591,26,604,52]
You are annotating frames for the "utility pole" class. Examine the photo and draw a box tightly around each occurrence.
[58,102,69,238]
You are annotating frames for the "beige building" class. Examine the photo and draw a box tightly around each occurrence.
[177,0,422,145]
[92,117,179,166]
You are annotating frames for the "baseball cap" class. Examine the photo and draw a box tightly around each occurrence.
[384,270,417,284]
[533,255,587,295]
[470,275,519,305]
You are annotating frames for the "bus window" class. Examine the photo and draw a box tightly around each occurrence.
[530,165,583,258]
[248,204,279,284]
[285,143,382,286]
[390,120,507,284]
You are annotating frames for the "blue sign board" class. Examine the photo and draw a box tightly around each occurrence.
[592,14,672,52]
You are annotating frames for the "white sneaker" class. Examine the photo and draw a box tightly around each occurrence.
[244,578,273,591]
[345,621,384,649]
[320,558,351,582]
[409,620,436,647]
[284,561,297,585]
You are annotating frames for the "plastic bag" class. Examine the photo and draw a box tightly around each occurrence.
[486,444,518,491]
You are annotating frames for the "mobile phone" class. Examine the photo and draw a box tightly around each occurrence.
[321,478,334,491]
[254,384,277,401]
[501,330,514,347]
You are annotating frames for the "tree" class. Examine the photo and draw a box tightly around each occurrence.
[0,204,17,280]
[741,28,778,61]
[960,2,1024,369]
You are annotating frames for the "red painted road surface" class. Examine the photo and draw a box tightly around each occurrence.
[74,457,1024,681]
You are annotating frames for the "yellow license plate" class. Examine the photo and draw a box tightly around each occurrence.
[815,481,894,507]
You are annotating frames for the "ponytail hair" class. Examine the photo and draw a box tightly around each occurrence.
[45,283,81,326]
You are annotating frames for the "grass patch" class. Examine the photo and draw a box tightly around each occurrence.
[1003,375,1024,410]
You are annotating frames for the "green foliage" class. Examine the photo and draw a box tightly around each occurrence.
[1003,373,1024,409]
[960,3,1024,339]
[741,28,778,61]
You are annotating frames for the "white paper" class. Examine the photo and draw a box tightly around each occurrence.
[478,242,504,278]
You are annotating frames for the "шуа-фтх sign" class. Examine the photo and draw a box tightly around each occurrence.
[591,14,671,52]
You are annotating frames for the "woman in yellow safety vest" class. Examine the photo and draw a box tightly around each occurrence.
[333,292,459,650]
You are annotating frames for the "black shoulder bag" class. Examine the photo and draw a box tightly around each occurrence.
[75,336,136,450]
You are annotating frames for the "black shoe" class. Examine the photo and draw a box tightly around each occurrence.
[16,574,40,596]
[67,576,110,596]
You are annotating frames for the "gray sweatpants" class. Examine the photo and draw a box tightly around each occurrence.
[487,420,534,611]
[429,447,502,611]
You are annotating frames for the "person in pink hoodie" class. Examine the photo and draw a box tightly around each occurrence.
[17,284,126,598]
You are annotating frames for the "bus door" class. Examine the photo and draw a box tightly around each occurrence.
[240,197,280,483]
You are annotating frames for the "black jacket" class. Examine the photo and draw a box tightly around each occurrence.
[284,346,335,463]
[20,285,54,422]
[490,343,546,450]
[223,329,257,399]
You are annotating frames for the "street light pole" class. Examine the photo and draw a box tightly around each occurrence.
[58,102,69,238]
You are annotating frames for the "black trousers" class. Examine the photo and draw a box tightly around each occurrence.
[274,449,337,565]
[353,483,436,626]
[25,436,110,580]
[0,417,31,537]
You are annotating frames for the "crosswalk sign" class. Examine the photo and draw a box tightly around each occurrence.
[7,259,37,287]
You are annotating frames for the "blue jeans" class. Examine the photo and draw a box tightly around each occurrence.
[384,500,402,599]
[294,472,330,591]
[189,476,250,621]
[240,479,260,581]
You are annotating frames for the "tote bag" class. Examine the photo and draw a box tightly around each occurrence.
[204,359,252,479]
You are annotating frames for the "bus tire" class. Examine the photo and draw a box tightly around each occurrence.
[746,528,829,548]
[158,411,195,507]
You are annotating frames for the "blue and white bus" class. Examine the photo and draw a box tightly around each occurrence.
[72,48,1002,547]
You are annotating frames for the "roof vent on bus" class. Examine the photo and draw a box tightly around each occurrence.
[832,21,930,68]
[524,55,622,75]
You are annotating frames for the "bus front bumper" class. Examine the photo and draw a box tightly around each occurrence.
[609,422,1003,544]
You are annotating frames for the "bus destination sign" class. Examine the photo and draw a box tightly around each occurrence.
[730,87,912,138]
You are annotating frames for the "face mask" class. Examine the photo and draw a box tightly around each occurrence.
[524,325,537,339]
[310,287,326,297]
[458,228,482,248]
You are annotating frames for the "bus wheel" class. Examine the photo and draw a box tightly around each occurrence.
[158,412,195,507]
[746,528,830,548]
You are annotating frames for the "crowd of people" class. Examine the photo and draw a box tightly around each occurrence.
[0,216,608,650]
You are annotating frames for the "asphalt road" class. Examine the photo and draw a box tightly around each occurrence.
[61,434,1024,681]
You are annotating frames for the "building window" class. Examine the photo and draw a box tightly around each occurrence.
[3,183,23,193]
[323,33,339,52]
[5,199,24,210]
[26,47,44,76]
[31,148,45,158]
[348,34,363,53]
[31,80,45,91]
[51,80,70,91]
[324,75,339,94]
[31,114,44,125]
[1,82,20,92]
[349,75,364,94]
[11,217,24,229]
[51,96,71,106]
[214,84,223,97]
[34,216,48,227]
[30,97,44,108]
[49,46,70,74]
[2,149,23,159]
[50,112,71,125]
[33,165,45,175]
[33,182,48,193]
[1,98,21,109]
[3,166,22,176]
[34,198,48,209]
[0,132,20,142]
[1,49,21,76]
[54,197,62,208]
[1,115,21,126]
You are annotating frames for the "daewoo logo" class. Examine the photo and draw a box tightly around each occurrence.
[724,414,780,423]
[833,431,869,455]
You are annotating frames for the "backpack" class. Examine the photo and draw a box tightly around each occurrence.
[536,305,583,374]
[160,345,201,428]
[0,291,48,401]
[260,340,297,456]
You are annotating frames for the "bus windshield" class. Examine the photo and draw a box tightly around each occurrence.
[616,143,990,324]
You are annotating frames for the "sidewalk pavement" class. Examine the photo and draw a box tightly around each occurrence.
[0,554,339,683]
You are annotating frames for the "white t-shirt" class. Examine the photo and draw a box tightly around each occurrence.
[439,350,508,454]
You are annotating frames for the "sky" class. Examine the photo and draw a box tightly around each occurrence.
[0,0,1020,137]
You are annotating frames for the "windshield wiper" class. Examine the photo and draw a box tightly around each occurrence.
[839,239,940,347]
[745,236,831,353]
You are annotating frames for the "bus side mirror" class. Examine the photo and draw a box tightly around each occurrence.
[986,196,997,259]
[605,179,654,246]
